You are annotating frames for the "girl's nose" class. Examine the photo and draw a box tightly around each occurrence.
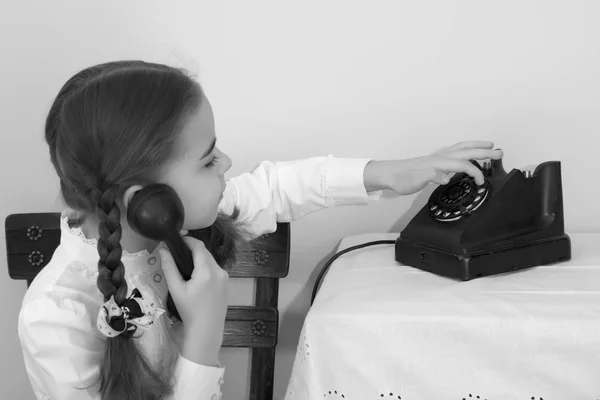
[218,149,232,174]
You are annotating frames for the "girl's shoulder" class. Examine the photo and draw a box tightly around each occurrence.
[17,252,106,372]
[21,246,103,323]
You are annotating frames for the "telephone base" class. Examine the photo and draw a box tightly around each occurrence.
[395,234,571,281]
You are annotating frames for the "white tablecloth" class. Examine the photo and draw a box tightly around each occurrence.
[284,233,600,400]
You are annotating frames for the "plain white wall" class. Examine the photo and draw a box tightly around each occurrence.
[1,1,599,399]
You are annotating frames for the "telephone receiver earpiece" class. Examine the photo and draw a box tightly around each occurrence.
[126,184,194,281]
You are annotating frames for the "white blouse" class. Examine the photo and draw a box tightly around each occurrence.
[17,156,381,400]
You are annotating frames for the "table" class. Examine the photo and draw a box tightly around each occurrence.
[284,233,600,400]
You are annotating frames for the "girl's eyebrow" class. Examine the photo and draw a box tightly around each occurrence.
[200,138,217,159]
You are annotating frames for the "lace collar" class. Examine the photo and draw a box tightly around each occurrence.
[60,210,152,258]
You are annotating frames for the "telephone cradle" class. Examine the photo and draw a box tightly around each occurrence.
[395,158,571,280]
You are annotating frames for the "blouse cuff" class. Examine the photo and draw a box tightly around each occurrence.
[171,355,225,399]
[324,155,382,205]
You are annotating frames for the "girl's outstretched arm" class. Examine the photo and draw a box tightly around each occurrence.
[218,155,382,239]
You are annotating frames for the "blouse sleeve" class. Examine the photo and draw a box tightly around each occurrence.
[218,155,382,239]
[18,294,225,399]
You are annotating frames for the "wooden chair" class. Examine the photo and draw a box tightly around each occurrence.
[5,212,290,400]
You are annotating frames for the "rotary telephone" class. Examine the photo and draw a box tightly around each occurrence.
[395,158,571,280]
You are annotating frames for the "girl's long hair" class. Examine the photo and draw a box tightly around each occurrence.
[45,61,243,399]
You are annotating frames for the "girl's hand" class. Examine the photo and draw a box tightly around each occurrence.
[158,237,229,366]
[364,141,503,195]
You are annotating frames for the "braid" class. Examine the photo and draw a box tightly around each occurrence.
[94,184,128,304]
[91,183,170,399]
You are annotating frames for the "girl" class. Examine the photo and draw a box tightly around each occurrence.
[17,60,502,400]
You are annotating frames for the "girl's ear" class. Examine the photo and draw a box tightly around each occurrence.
[122,185,145,211]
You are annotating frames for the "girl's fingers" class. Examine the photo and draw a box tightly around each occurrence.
[158,247,184,291]
[430,170,450,186]
[182,236,222,275]
[448,141,495,151]
[428,158,486,185]
[446,148,503,161]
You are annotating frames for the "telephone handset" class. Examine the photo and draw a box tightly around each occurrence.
[126,184,194,281]
[395,157,571,280]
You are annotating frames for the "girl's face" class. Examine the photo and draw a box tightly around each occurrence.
[157,94,232,230]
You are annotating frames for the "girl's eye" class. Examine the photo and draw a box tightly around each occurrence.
[206,155,219,168]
